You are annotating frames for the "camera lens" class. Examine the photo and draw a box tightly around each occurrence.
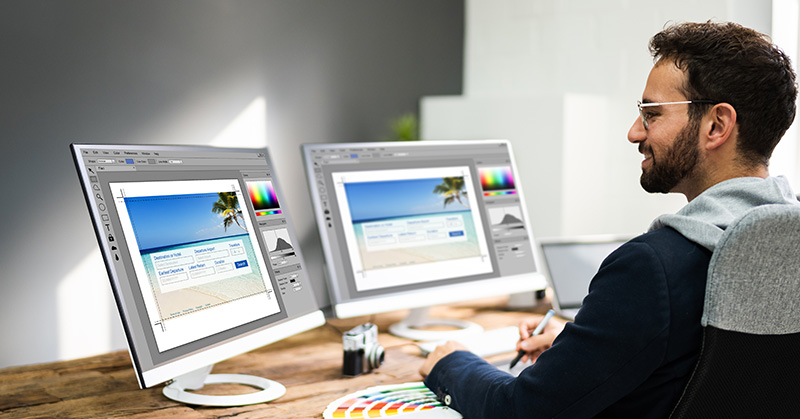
[367,345,385,369]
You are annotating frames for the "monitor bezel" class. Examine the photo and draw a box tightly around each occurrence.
[71,143,325,388]
[302,139,547,319]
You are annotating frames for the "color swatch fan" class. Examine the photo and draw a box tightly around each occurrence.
[324,382,462,418]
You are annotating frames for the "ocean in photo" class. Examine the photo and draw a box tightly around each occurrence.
[353,210,482,271]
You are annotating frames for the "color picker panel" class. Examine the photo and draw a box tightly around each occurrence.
[479,167,515,192]
[247,180,280,211]
[255,210,282,216]
[483,190,517,196]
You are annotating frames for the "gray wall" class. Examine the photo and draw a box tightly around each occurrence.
[0,1,463,368]
[423,0,777,239]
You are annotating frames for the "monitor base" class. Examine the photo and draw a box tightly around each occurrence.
[507,288,548,309]
[162,365,286,407]
[388,307,483,341]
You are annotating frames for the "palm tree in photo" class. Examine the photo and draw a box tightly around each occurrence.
[433,177,469,208]
[211,192,247,232]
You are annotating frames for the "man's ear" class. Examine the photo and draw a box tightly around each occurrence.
[702,103,737,150]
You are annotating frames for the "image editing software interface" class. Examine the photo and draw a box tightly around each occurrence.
[304,140,545,338]
[72,144,322,401]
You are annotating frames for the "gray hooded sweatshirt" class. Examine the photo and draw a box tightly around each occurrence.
[648,176,800,251]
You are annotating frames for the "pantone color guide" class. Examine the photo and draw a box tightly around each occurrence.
[323,382,462,418]
[478,167,515,191]
[246,180,280,211]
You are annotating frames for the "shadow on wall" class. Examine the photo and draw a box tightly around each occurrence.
[57,97,271,361]
[0,1,464,369]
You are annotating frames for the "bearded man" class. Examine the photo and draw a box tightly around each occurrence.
[420,21,800,418]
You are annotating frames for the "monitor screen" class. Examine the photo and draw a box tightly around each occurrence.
[71,144,324,395]
[539,236,629,313]
[302,140,546,327]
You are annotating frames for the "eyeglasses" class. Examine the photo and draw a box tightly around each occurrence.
[637,100,716,130]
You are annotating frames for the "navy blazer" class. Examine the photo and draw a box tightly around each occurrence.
[425,227,712,418]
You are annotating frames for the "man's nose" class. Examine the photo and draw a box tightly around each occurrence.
[628,116,646,144]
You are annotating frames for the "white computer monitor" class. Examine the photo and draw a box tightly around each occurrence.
[71,144,325,406]
[302,140,546,341]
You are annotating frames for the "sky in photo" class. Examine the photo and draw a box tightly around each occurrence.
[125,192,246,251]
[344,177,469,223]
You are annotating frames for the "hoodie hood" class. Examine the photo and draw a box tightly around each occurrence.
[648,176,800,251]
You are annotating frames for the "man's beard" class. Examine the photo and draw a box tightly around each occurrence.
[639,121,701,194]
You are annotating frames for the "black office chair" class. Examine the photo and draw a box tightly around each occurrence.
[669,204,800,419]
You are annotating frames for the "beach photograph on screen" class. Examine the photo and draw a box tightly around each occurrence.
[124,191,270,322]
[343,176,483,272]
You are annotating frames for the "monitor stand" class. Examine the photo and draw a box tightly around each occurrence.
[162,365,286,407]
[388,307,483,341]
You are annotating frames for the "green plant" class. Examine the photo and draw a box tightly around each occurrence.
[211,192,247,232]
[388,113,419,141]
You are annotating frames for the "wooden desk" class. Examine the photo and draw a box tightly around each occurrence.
[0,297,549,419]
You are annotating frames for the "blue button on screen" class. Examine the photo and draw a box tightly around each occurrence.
[235,260,249,269]
[449,231,464,237]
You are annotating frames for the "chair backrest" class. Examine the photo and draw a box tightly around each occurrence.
[670,204,800,418]
[702,204,800,334]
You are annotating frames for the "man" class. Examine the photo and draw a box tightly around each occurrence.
[420,21,800,418]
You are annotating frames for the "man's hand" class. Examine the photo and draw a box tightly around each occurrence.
[516,315,566,364]
[419,341,468,378]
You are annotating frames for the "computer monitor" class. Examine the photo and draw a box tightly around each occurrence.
[538,235,631,320]
[302,140,546,341]
[71,144,325,406]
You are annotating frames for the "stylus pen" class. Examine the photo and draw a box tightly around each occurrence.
[509,309,556,369]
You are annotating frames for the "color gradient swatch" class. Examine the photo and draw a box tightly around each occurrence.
[246,180,280,211]
[483,190,517,197]
[255,210,282,216]
[479,167,515,191]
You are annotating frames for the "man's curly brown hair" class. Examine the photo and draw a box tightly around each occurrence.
[650,21,797,167]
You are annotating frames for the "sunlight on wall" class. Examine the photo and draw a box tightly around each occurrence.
[771,0,800,188]
[56,97,268,362]
[210,97,268,148]
[57,251,113,360]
